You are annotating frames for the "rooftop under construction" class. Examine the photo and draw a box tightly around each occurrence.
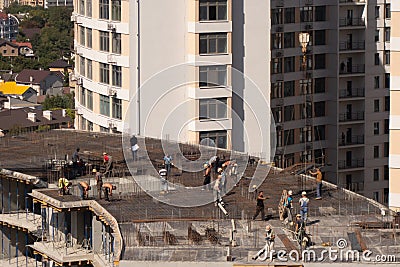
[0,130,398,267]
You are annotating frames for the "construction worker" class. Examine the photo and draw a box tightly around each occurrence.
[299,191,309,222]
[309,168,323,200]
[213,174,223,206]
[159,168,168,193]
[78,181,91,200]
[252,191,268,221]
[103,152,110,165]
[94,169,103,199]
[102,183,116,201]
[252,224,275,260]
[202,163,211,190]
[58,177,71,196]
[163,154,173,176]
[284,190,294,223]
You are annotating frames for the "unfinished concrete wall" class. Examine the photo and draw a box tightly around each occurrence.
[92,216,103,253]
[0,178,33,213]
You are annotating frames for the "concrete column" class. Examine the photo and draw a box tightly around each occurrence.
[92,216,103,253]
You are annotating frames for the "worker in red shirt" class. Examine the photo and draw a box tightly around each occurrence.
[103,152,110,164]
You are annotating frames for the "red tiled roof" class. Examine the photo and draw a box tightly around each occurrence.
[0,12,8,20]
[11,40,32,49]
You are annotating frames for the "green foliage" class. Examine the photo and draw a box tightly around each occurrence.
[37,125,50,132]
[42,94,74,111]
[66,108,75,120]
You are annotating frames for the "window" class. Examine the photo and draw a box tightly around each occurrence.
[111,0,121,21]
[100,94,110,116]
[300,56,312,71]
[385,73,390,88]
[385,4,391,19]
[284,56,295,72]
[300,79,312,95]
[373,192,379,202]
[384,51,390,65]
[374,76,380,89]
[199,33,227,54]
[112,32,121,54]
[272,58,282,74]
[200,130,227,148]
[314,125,325,141]
[315,6,326,21]
[80,26,85,46]
[284,32,295,48]
[199,98,227,120]
[301,102,312,119]
[314,101,325,117]
[79,56,85,76]
[100,63,110,84]
[314,149,325,165]
[272,33,282,49]
[284,8,295,24]
[284,129,294,145]
[385,27,391,42]
[99,31,110,52]
[81,117,86,130]
[374,122,380,135]
[300,126,312,143]
[276,130,282,147]
[112,65,122,87]
[87,90,93,110]
[374,99,380,112]
[199,0,227,21]
[375,6,380,18]
[284,81,294,97]
[88,121,93,132]
[272,8,283,25]
[112,97,122,119]
[86,0,92,17]
[86,59,92,79]
[375,30,380,42]
[100,126,109,133]
[373,169,379,181]
[374,53,380,65]
[199,65,226,87]
[384,188,389,204]
[384,142,389,157]
[284,153,294,167]
[385,96,389,111]
[374,146,379,158]
[272,107,282,123]
[284,105,294,121]
[79,0,85,15]
[99,0,109,19]
[86,28,92,48]
[384,165,389,180]
[314,54,325,69]
[271,82,282,99]
[300,6,313,22]
[384,119,389,134]
[80,87,86,106]
[314,78,325,93]
[314,30,325,46]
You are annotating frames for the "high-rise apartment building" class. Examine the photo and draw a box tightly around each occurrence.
[271,0,390,202]
[73,0,271,158]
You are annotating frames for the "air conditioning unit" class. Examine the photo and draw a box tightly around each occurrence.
[108,88,117,96]
[107,54,117,64]
[107,23,116,31]
[77,77,83,85]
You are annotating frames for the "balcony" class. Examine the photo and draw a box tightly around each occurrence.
[339,0,365,4]
[339,88,365,98]
[338,159,364,169]
[339,111,364,122]
[339,41,365,51]
[338,135,364,146]
[339,64,365,75]
[339,18,365,27]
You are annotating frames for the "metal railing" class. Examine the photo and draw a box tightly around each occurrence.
[339,88,365,98]
[339,64,365,74]
[339,41,365,51]
[339,111,364,122]
[338,159,364,169]
[338,135,364,146]
[339,17,365,27]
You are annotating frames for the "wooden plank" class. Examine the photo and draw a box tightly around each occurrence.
[355,229,368,251]
[277,233,299,252]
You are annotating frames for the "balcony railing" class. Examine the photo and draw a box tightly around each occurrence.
[339,18,365,27]
[339,41,365,51]
[338,159,364,169]
[339,111,364,122]
[339,64,365,74]
[339,88,365,98]
[339,0,366,3]
[338,135,364,146]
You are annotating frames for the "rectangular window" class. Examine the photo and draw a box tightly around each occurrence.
[100,63,110,84]
[374,76,380,89]
[79,0,85,15]
[384,119,389,134]
[199,98,227,120]
[81,117,86,130]
[284,81,294,97]
[284,129,294,145]
[271,58,282,74]
[300,79,312,95]
[373,169,379,181]
[384,165,389,180]
[112,32,121,54]
[375,30,380,42]
[111,0,121,21]
[375,6,380,18]
[315,6,326,21]
[314,30,325,46]
[199,130,227,148]
[88,121,93,132]
[374,53,380,65]
[374,145,379,158]
[100,126,109,133]
[99,31,110,52]
[384,50,390,65]
[374,122,380,135]
[112,97,122,119]
[385,4,391,19]
[199,65,227,87]
[199,0,227,21]
[272,33,282,49]
[374,99,380,112]
[284,32,295,48]
[87,90,93,110]
[112,65,122,87]
[385,73,390,88]
[385,27,391,42]
[271,82,282,99]
[300,6,313,22]
[384,188,389,204]
[385,96,389,111]
[199,33,227,54]
[284,56,295,72]
[80,56,85,76]
[384,142,389,157]
[86,0,92,17]
[300,126,312,143]
[314,54,326,69]
[314,125,325,141]
[284,7,295,24]
[80,26,85,46]
[80,87,86,106]
[314,78,325,93]
[314,101,325,117]
[302,102,312,119]
[373,192,379,202]
[284,105,294,121]
[284,153,294,167]
[99,0,109,19]
[86,28,92,48]
[272,107,282,123]
[86,59,92,79]
[271,8,283,25]
[100,94,110,116]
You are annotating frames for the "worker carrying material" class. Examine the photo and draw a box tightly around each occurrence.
[58,177,72,196]
[102,183,116,201]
